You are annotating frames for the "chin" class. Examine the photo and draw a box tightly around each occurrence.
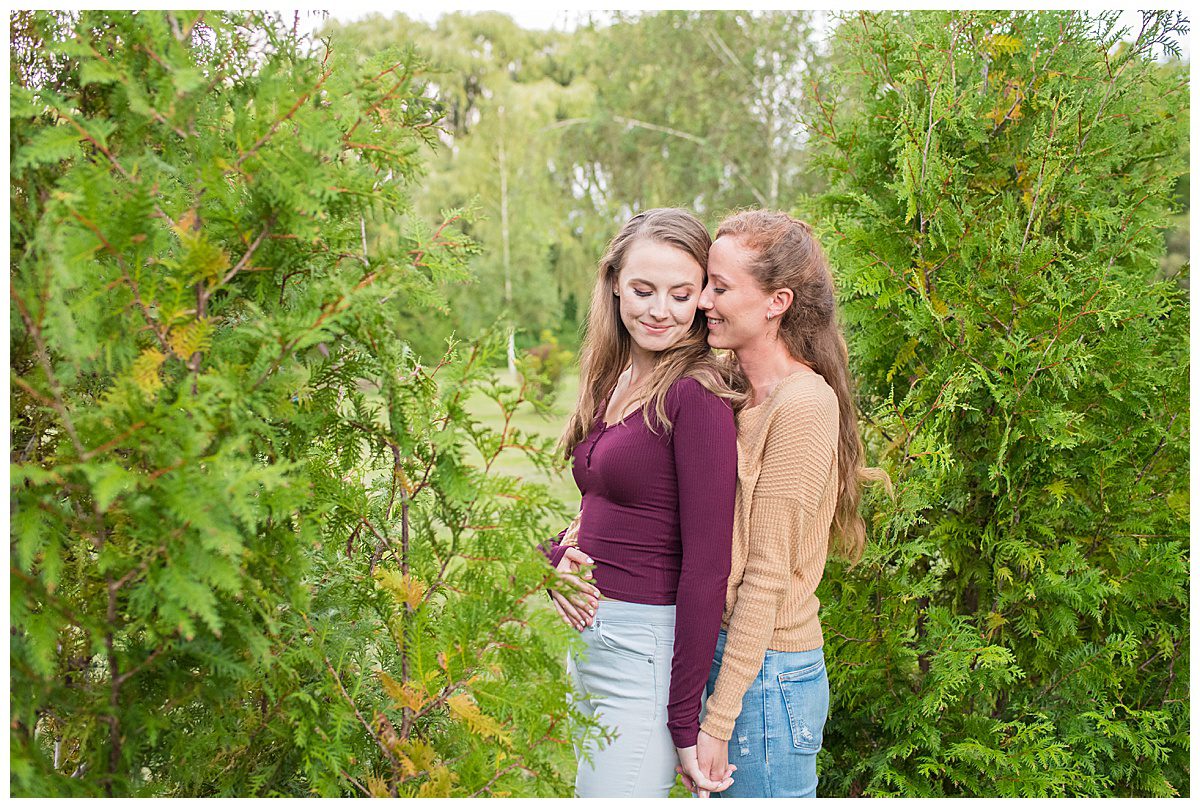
[634,329,684,352]
[631,335,669,353]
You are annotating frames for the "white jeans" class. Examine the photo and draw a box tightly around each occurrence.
[567,599,678,797]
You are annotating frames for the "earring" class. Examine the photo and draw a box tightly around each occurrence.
[766,313,774,321]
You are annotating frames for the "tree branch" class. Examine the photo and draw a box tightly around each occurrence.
[219,218,274,286]
[235,67,332,168]
[65,207,170,351]
[298,610,405,777]
[10,287,86,457]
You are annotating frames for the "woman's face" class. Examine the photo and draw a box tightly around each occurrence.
[699,235,773,351]
[613,239,704,356]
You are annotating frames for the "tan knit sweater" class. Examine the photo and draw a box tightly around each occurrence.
[700,369,840,742]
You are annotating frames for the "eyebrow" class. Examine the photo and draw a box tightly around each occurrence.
[628,278,697,290]
[707,273,731,285]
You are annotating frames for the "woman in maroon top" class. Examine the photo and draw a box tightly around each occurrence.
[542,209,740,797]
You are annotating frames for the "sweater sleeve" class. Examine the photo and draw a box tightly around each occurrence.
[666,379,736,748]
[538,527,570,568]
[538,510,584,569]
[700,384,838,741]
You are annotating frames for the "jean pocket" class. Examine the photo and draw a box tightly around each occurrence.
[777,658,828,753]
[593,620,656,662]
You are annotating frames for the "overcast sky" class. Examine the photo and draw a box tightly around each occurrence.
[281,7,1188,60]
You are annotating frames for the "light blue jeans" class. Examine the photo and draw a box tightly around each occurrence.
[705,629,829,798]
[567,599,679,798]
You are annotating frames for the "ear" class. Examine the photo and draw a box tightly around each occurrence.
[768,288,794,320]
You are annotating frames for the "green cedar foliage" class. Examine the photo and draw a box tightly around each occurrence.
[808,11,1189,796]
[11,10,592,796]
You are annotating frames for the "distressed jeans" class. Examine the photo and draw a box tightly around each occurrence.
[705,629,828,798]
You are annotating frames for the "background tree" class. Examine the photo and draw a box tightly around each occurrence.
[10,10,591,796]
[809,10,1189,796]
[559,10,826,217]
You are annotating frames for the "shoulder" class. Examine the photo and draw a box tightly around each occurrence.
[665,375,735,429]
[766,371,839,440]
[667,374,729,408]
[775,371,837,414]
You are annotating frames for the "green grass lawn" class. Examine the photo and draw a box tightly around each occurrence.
[463,368,582,514]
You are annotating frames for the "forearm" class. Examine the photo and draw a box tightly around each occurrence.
[700,588,782,741]
[667,564,729,748]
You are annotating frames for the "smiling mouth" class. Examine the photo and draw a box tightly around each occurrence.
[706,318,724,326]
[641,322,671,333]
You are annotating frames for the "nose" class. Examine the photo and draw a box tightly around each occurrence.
[698,285,713,311]
[648,294,669,319]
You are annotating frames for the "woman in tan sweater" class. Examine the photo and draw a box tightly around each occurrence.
[680,210,888,798]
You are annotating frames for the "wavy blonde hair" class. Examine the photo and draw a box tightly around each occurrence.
[561,209,744,458]
[717,210,892,564]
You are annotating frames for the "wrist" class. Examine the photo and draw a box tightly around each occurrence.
[699,717,733,743]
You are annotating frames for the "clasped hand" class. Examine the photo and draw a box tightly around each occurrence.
[676,730,735,797]
[548,547,599,630]
[675,735,736,797]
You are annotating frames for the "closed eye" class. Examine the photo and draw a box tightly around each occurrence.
[673,295,692,302]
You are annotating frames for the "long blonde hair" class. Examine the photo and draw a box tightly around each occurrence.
[717,210,891,564]
[561,209,743,458]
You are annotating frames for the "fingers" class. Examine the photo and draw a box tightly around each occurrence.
[681,762,723,796]
[674,766,696,794]
[549,595,578,630]
[549,590,587,630]
[558,571,600,602]
[566,587,598,618]
[554,576,597,623]
[692,768,730,794]
[550,548,599,629]
[562,546,592,567]
[698,763,734,794]
[561,549,598,581]
[704,760,735,791]
[548,592,575,629]
[556,549,601,604]
[675,765,726,797]
[556,592,587,630]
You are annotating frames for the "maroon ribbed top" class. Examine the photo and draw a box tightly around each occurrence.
[546,376,736,748]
